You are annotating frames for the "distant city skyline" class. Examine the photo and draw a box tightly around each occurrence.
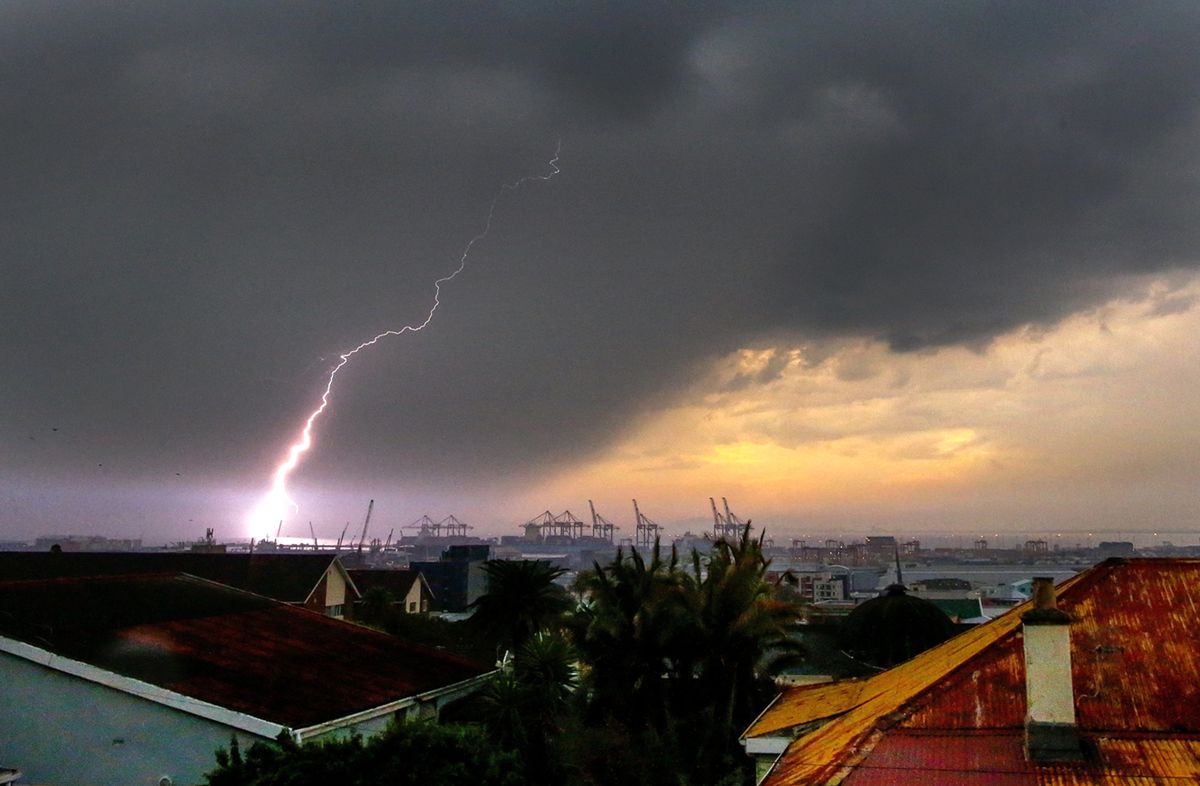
[4,4,1199,544]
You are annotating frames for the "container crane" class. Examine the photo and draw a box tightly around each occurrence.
[588,500,619,542]
[632,499,661,549]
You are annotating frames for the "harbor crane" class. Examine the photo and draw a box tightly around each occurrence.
[523,511,555,541]
[404,515,441,538]
[436,515,473,538]
[588,500,619,543]
[355,499,375,556]
[632,499,661,549]
[552,510,587,540]
[710,496,746,540]
[401,514,472,539]
[522,510,586,540]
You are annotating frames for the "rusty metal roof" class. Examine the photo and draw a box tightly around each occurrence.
[759,559,1200,785]
[0,573,489,728]
[746,679,870,738]
[838,732,1200,785]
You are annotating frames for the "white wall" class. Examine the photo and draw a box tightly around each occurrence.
[404,580,424,613]
[325,566,347,616]
[0,652,271,786]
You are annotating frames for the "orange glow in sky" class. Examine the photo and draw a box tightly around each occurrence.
[513,277,1200,535]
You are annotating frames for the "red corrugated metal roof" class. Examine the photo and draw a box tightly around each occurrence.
[0,573,489,728]
[760,559,1200,785]
[838,732,1200,786]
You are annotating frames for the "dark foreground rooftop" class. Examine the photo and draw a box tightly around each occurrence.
[0,573,489,728]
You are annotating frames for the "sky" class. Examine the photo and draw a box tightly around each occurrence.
[3,2,1199,545]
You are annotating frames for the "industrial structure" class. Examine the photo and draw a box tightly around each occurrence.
[710,496,749,540]
[633,499,662,549]
[588,500,619,542]
[401,514,474,540]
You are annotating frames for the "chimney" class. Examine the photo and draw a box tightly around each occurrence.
[1021,577,1083,762]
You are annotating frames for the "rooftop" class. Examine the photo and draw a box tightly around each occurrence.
[348,568,430,601]
[751,558,1200,785]
[0,551,356,605]
[0,573,490,729]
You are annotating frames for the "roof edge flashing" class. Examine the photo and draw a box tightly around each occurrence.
[0,634,286,739]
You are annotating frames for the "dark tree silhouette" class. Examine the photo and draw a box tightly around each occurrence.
[204,722,523,786]
[470,559,572,654]
[571,527,802,785]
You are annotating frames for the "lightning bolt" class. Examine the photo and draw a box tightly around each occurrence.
[248,142,562,537]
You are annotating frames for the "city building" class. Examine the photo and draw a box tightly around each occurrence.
[411,544,492,613]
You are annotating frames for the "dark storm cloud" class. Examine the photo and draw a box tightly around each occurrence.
[753,3,1200,349]
[4,1,1200,521]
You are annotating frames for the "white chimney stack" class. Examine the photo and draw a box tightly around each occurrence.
[1021,576,1083,762]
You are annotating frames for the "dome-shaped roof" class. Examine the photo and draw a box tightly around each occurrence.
[840,584,955,668]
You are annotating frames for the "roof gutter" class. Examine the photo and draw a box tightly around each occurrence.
[0,635,287,740]
[291,669,497,741]
[740,692,782,744]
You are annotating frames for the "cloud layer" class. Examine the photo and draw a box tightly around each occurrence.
[4,3,1199,536]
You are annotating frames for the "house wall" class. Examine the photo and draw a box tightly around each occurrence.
[303,567,348,618]
[0,651,272,786]
[305,573,328,613]
[325,566,347,615]
[403,580,424,613]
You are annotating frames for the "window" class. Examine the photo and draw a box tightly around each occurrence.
[408,601,418,613]
[328,604,344,618]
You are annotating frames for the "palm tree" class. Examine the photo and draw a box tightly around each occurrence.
[469,559,572,654]
[572,530,803,784]
[573,540,696,729]
[479,630,578,784]
[689,524,804,775]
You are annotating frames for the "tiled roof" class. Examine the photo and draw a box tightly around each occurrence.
[0,573,490,728]
[0,551,356,605]
[756,559,1200,785]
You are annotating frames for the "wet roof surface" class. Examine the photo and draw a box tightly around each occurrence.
[0,573,489,728]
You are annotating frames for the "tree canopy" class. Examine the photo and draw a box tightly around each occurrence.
[204,722,523,786]
[469,559,573,654]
